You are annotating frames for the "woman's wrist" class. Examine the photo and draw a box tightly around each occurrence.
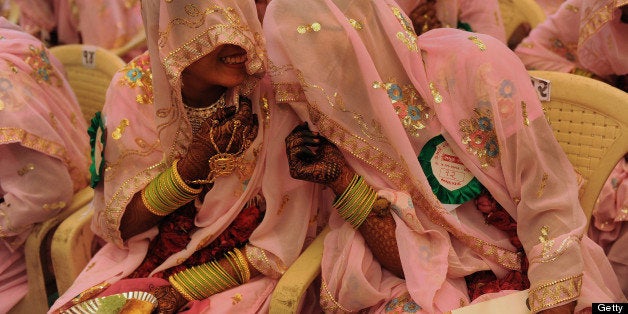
[328,168,356,196]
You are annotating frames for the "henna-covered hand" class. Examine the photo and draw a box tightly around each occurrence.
[408,0,442,35]
[179,97,259,182]
[285,123,353,193]
[150,285,189,314]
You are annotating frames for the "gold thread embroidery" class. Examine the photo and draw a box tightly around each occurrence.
[111,119,130,140]
[391,6,418,51]
[231,293,242,305]
[348,18,363,30]
[468,36,486,51]
[537,173,548,198]
[429,82,443,104]
[43,201,67,211]
[539,225,554,259]
[320,279,352,312]
[532,234,582,264]
[25,45,62,86]
[373,80,432,137]
[521,101,530,126]
[565,4,579,13]
[119,53,153,105]
[528,274,582,312]
[297,22,321,34]
[17,163,35,176]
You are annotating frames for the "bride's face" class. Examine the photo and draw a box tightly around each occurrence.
[182,44,249,90]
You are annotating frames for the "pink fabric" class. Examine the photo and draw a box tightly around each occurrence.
[54,0,144,60]
[49,1,324,313]
[0,17,89,312]
[12,0,56,36]
[515,0,628,80]
[588,157,628,296]
[536,0,566,16]
[264,0,625,312]
[395,0,507,42]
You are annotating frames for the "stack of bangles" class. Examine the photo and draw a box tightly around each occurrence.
[168,247,251,301]
[141,159,202,216]
[332,174,378,229]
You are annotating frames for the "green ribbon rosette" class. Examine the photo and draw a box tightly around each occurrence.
[418,135,484,205]
[88,111,106,188]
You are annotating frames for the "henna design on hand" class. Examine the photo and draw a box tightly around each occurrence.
[150,285,189,314]
[179,97,259,182]
[285,123,348,186]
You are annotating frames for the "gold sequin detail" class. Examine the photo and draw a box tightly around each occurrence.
[348,18,363,30]
[297,22,321,34]
[528,274,582,312]
[320,279,351,312]
[537,173,548,198]
[565,4,579,13]
[231,293,242,305]
[429,82,443,104]
[521,101,530,126]
[260,97,270,125]
[17,163,35,176]
[391,6,418,51]
[468,36,487,51]
[49,112,58,130]
[513,197,521,205]
[43,201,67,211]
[111,119,130,140]
[539,225,554,259]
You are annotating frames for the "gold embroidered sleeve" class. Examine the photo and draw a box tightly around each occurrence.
[527,274,582,313]
[244,244,286,279]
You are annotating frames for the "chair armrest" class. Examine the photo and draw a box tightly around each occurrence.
[8,187,94,314]
[269,227,330,313]
[51,195,96,295]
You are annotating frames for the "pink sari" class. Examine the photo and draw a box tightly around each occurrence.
[515,0,628,80]
[536,0,566,16]
[49,1,324,313]
[265,0,625,312]
[0,17,89,312]
[395,0,507,43]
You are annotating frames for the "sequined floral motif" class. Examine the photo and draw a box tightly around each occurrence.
[459,106,499,168]
[373,80,432,137]
[25,45,61,86]
[391,6,418,52]
[539,225,554,259]
[549,38,577,62]
[496,80,516,119]
[119,53,153,104]
[297,22,321,34]
[385,293,421,313]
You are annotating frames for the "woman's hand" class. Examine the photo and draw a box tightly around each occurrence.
[151,285,189,314]
[408,0,442,35]
[285,123,354,195]
[178,97,258,182]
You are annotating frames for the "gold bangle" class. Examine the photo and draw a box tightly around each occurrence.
[141,187,170,216]
[233,248,251,283]
[169,274,198,301]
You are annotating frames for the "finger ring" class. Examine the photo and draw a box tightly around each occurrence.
[233,120,242,127]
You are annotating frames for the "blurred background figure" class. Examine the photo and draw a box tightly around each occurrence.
[396,0,507,43]
[515,0,627,92]
[14,0,145,60]
[0,16,89,313]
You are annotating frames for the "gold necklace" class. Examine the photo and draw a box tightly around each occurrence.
[183,94,226,134]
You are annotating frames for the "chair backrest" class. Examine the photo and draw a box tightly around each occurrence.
[498,0,546,45]
[529,70,628,221]
[49,44,125,123]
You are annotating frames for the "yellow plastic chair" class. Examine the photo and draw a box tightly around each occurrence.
[1,0,20,24]
[270,71,628,313]
[51,197,97,295]
[8,187,94,314]
[110,27,147,58]
[498,0,546,48]
[49,44,125,123]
